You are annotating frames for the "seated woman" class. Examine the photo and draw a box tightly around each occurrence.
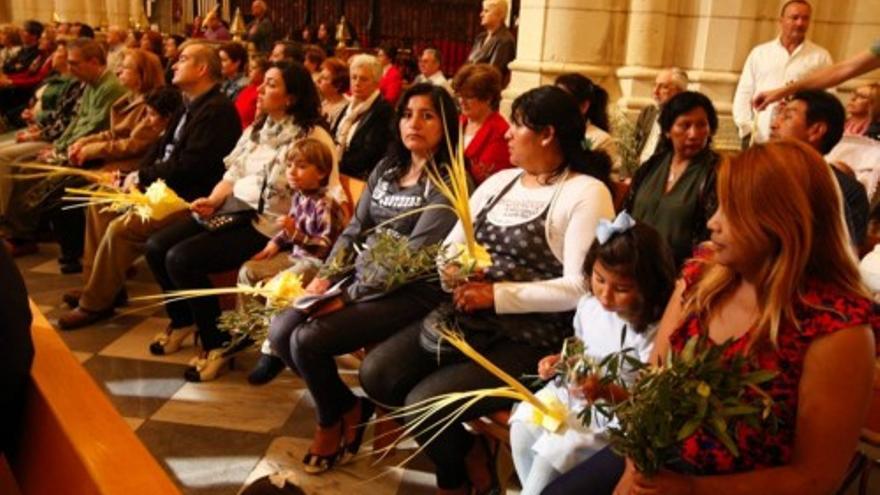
[267,83,460,474]
[0,41,82,219]
[66,48,166,173]
[234,55,270,129]
[316,57,349,129]
[218,41,249,102]
[546,140,879,495]
[844,82,880,140]
[555,73,620,174]
[143,61,341,382]
[331,54,394,180]
[624,91,720,267]
[451,63,511,184]
[376,44,403,105]
[509,214,675,495]
[359,85,615,494]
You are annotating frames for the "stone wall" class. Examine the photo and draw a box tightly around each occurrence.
[506,0,880,150]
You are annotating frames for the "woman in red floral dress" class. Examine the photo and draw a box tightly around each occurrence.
[609,140,879,494]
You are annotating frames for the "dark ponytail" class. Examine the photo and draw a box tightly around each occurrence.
[555,73,611,132]
[511,85,611,190]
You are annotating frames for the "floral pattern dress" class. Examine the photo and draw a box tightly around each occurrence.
[668,253,880,475]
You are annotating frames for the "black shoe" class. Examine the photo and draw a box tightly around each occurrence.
[60,260,83,274]
[248,354,286,385]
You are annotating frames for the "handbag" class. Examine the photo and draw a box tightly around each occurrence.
[195,195,256,232]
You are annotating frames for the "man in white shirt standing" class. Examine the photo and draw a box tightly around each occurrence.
[414,47,452,95]
[732,0,832,147]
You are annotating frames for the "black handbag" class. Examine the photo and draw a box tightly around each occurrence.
[195,195,256,232]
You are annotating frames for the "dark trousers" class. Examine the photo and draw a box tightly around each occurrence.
[541,445,625,495]
[269,282,444,427]
[50,202,85,262]
[359,320,548,490]
[144,216,267,350]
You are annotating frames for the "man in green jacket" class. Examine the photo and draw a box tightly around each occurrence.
[2,37,125,270]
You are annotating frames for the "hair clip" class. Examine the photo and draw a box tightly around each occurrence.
[596,210,636,245]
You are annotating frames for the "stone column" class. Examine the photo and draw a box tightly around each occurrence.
[504,0,629,110]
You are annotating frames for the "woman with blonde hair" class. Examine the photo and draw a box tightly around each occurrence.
[547,139,879,494]
[66,48,166,172]
[844,82,880,140]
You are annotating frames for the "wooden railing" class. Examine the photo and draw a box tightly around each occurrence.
[5,302,180,495]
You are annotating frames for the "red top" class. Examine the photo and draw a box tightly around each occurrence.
[669,251,880,474]
[378,64,403,106]
[234,82,259,130]
[463,112,512,184]
[7,54,52,88]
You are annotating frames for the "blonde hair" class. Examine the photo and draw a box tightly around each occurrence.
[123,48,165,94]
[682,140,868,347]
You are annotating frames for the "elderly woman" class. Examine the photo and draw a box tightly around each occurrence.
[844,82,880,140]
[555,73,620,173]
[331,53,394,179]
[452,63,511,184]
[360,85,615,494]
[317,57,349,127]
[218,42,249,101]
[547,140,879,495]
[267,83,460,474]
[142,61,341,382]
[467,0,516,85]
[624,91,720,267]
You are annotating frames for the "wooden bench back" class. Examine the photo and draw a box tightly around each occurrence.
[8,302,180,495]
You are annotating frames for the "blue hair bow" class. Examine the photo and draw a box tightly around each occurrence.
[596,211,636,245]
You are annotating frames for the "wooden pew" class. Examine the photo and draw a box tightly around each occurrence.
[6,302,180,495]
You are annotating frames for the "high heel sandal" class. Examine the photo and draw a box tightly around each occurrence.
[302,422,344,474]
[149,324,197,355]
[182,336,254,382]
[184,348,235,382]
[339,397,376,464]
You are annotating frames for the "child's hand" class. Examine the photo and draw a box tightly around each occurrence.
[275,216,298,236]
[537,354,561,380]
[305,276,331,295]
[251,241,280,261]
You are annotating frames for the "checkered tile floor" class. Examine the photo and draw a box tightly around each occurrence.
[16,243,455,495]
[16,244,879,495]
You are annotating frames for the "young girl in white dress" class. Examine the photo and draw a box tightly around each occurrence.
[509,212,677,495]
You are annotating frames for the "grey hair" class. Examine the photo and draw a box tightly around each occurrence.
[422,47,442,64]
[349,53,382,83]
[484,0,509,20]
[180,40,222,82]
[667,67,689,91]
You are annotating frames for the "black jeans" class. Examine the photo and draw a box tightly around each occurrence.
[269,281,443,427]
[359,319,548,490]
[541,445,625,495]
[144,216,267,350]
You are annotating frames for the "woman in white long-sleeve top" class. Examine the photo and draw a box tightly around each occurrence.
[359,85,616,495]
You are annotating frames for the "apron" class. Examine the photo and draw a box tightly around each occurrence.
[421,172,575,355]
